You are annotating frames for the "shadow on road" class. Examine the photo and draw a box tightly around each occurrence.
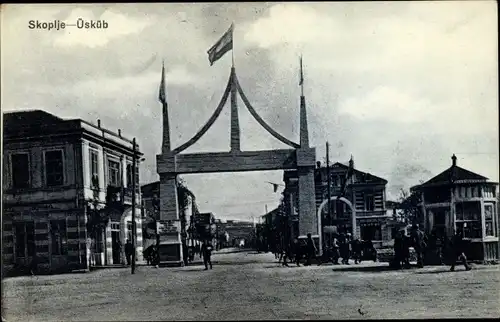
[211,260,277,266]
[331,264,397,273]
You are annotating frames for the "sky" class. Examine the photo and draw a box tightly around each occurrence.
[2,2,498,222]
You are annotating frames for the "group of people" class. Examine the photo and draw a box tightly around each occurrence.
[272,232,377,267]
[322,233,377,265]
[392,224,472,271]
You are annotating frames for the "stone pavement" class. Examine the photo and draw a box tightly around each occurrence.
[2,250,499,321]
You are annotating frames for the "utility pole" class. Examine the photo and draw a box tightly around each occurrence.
[131,138,137,274]
[326,142,331,249]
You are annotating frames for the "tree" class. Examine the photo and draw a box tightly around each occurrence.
[177,178,192,242]
[399,188,422,226]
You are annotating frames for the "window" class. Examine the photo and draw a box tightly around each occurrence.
[45,150,64,187]
[14,222,35,258]
[455,202,482,238]
[361,224,381,241]
[107,159,121,187]
[126,164,133,188]
[365,194,375,211]
[11,153,30,189]
[50,220,67,255]
[331,175,338,187]
[340,176,346,188]
[90,150,99,188]
[485,204,496,237]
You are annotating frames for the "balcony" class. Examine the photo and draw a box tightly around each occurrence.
[106,185,141,209]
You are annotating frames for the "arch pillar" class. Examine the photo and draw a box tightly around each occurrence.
[317,196,357,256]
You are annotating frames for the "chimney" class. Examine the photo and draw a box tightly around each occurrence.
[97,119,101,128]
[118,129,121,137]
[452,154,457,167]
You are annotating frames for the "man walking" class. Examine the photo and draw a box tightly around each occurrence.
[410,224,426,268]
[125,239,134,266]
[292,238,301,266]
[351,236,363,265]
[201,240,213,270]
[450,230,472,271]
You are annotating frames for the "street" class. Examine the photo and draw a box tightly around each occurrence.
[2,249,499,321]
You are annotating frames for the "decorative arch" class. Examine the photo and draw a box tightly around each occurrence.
[170,68,300,155]
[234,75,300,149]
[316,196,357,256]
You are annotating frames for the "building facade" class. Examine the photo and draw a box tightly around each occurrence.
[411,155,499,262]
[218,220,255,247]
[283,161,392,249]
[3,110,143,275]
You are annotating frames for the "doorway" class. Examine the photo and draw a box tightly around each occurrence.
[111,231,121,264]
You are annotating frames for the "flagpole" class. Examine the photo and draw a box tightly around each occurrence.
[300,55,304,97]
[232,22,235,68]
[326,141,331,250]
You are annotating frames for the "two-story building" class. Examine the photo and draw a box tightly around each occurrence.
[411,154,498,262]
[2,110,144,275]
[283,160,392,249]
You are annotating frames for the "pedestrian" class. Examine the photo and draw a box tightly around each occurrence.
[125,239,134,266]
[305,233,317,266]
[331,234,340,264]
[292,238,301,266]
[410,224,426,268]
[351,236,362,265]
[435,232,446,265]
[342,233,352,264]
[282,240,291,267]
[450,230,472,271]
[392,231,403,269]
[201,240,213,270]
[143,245,154,266]
[401,233,411,268]
[188,246,195,263]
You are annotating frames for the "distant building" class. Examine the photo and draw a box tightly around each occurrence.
[222,220,255,247]
[2,110,144,275]
[141,180,196,251]
[283,160,392,248]
[411,154,499,262]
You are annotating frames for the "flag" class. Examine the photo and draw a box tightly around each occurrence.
[159,61,166,104]
[207,23,234,66]
[299,56,304,86]
[340,155,355,197]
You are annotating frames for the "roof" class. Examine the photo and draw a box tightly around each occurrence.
[141,181,160,197]
[3,110,142,154]
[415,155,492,189]
[3,110,64,127]
[321,162,388,185]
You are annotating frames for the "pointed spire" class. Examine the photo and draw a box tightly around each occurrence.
[159,60,166,104]
[159,60,171,153]
[299,55,304,96]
